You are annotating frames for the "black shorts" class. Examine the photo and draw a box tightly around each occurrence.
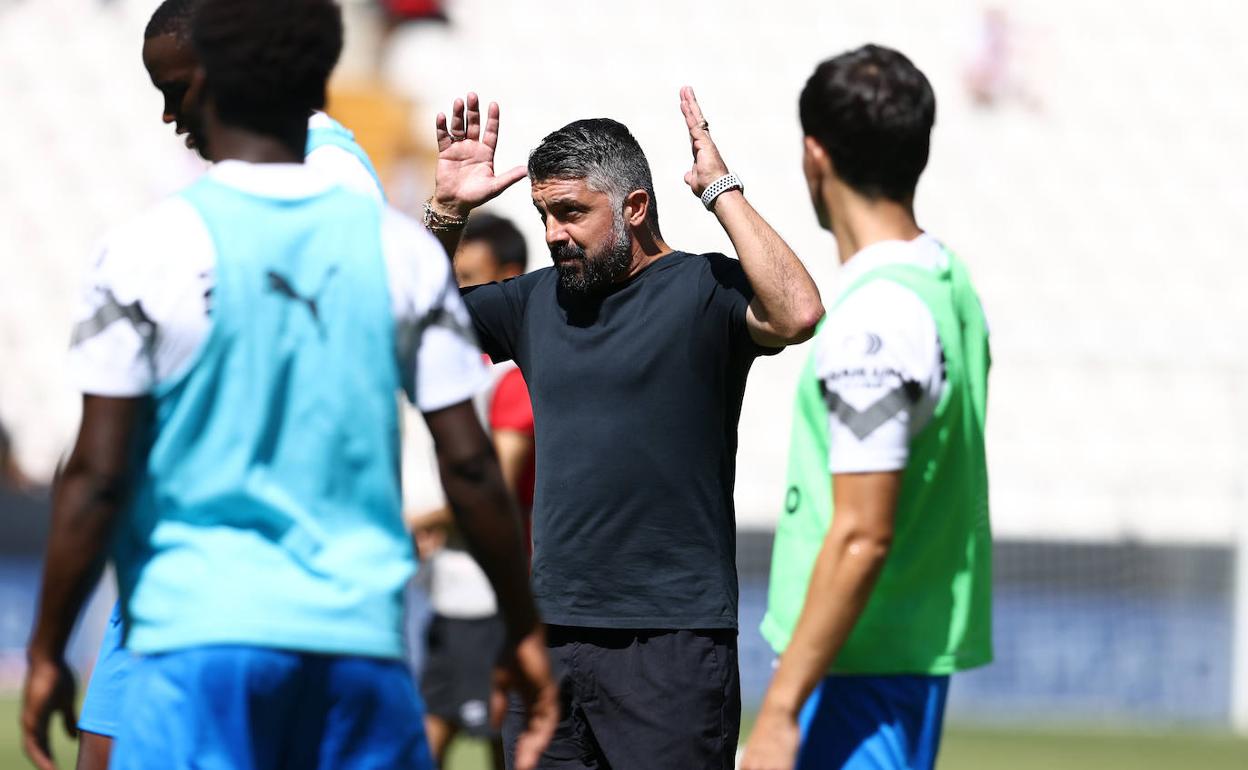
[421,613,506,737]
[503,626,741,770]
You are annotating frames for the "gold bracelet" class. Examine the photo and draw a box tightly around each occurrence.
[422,198,468,233]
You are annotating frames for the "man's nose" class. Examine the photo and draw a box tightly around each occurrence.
[545,219,568,245]
[162,111,176,125]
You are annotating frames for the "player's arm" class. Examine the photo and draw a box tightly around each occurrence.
[399,231,552,768]
[741,472,899,770]
[678,87,823,349]
[23,395,145,770]
[407,506,453,531]
[494,429,534,495]
[428,92,528,259]
[424,403,532,633]
[490,369,535,496]
[410,429,533,562]
[408,506,451,562]
[422,401,556,770]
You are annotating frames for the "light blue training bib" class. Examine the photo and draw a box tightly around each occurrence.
[114,175,412,659]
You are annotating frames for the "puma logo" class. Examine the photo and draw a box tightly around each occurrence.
[266,268,338,330]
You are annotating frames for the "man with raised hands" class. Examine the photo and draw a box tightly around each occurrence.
[422,89,823,769]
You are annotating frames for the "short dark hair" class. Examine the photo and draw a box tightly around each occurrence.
[800,44,936,202]
[145,0,196,41]
[191,0,342,135]
[463,213,527,271]
[527,118,660,235]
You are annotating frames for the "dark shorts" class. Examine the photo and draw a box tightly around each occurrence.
[503,626,740,770]
[421,613,506,737]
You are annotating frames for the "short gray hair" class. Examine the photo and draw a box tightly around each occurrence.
[527,118,660,235]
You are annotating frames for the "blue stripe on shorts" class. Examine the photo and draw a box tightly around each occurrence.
[78,600,130,737]
[797,673,950,770]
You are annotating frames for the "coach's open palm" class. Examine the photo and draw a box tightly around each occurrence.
[433,92,527,217]
[680,86,731,198]
[493,626,558,770]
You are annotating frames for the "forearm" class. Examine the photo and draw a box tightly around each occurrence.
[438,449,539,642]
[28,466,124,660]
[494,430,534,499]
[760,519,891,715]
[407,506,453,531]
[712,190,823,343]
[426,186,472,264]
[432,226,466,267]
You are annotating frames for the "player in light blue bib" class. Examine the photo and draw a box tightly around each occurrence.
[20,1,557,769]
[73,2,389,767]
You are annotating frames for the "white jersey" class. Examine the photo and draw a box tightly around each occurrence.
[67,159,487,414]
[814,234,952,474]
[304,111,385,202]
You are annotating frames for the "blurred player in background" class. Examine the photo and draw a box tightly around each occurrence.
[141,0,386,198]
[410,212,533,770]
[742,45,993,770]
[68,2,395,768]
[422,90,823,768]
[20,1,556,769]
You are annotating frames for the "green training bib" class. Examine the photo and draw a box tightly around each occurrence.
[760,247,993,675]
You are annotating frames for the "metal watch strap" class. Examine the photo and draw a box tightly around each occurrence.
[700,173,744,210]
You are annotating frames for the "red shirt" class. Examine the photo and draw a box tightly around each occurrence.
[488,366,535,553]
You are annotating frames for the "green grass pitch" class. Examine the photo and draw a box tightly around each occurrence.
[1,697,1245,769]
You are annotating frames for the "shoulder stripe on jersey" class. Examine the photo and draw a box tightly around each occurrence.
[822,385,913,440]
[71,289,156,347]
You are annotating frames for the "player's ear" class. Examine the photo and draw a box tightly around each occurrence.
[187,66,208,107]
[623,189,649,229]
[803,136,832,180]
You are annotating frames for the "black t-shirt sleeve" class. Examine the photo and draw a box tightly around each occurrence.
[702,253,783,357]
[461,276,528,363]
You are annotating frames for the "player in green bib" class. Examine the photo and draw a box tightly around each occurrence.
[741,45,992,770]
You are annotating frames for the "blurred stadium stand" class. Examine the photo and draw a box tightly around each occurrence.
[1,0,1245,733]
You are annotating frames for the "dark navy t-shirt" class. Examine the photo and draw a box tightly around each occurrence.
[462,251,778,629]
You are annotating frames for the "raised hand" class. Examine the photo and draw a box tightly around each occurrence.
[679,86,731,198]
[432,92,528,218]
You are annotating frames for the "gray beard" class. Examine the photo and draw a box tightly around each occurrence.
[555,218,633,295]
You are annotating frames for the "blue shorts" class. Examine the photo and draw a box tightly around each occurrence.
[110,646,434,770]
[797,674,949,770]
[78,600,130,737]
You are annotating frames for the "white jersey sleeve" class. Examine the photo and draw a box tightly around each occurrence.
[69,165,482,409]
[815,280,945,474]
[305,144,384,202]
[381,207,489,412]
[67,198,214,397]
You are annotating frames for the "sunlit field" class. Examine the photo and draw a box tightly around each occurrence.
[2,697,1245,770]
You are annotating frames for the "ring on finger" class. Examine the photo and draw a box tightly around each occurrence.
[698,121,710,131]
